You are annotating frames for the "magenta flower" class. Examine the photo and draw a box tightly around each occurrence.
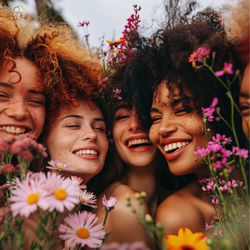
[78,20,90,27]
[189,47,210,67]
[194,146,210,157]
[212,134,232,145]
[102,195,117,210]
[59,211,105,249]
[232,146,248,159]
[215,62,234,77]
[201,97,218,122]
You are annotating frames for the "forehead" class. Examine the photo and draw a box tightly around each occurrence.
[57,99,103,118]
[153,81,180,106]
[0,57,43,91]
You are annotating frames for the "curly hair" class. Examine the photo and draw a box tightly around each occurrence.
[224,0,249,65]
[0,4,103,132]
[120,14,245,146]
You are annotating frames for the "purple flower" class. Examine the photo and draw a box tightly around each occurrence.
[215,62,234,77]
[102,195,117,210]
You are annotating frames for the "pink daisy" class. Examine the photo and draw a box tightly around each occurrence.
[79,190,97,208]
[102,195,117,210]
[46,160,72,172]
[9,176,49,217]
[70,176,86,190]
[43,172,79,212]
[59,211,105,249]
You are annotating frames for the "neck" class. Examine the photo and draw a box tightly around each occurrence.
[123,163,158,210]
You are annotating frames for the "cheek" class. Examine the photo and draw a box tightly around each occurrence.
[242,118,249,137]
[31,107,46,130]
[149,125,158,144]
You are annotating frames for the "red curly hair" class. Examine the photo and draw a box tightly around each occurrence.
[0,4,103,127]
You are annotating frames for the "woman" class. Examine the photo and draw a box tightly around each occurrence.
[147,21,245,234]
[0,5,50,141]
[22,33,109,249]
[224,0,250,138]
[94,44,192,245]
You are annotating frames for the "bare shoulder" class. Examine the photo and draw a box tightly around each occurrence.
[96,182,150,244]
[155,190,205,235]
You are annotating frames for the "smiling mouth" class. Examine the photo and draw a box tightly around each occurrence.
[0,126,30,135]
[74,149,99,156]
[127,138,152,148]
[164,141,190,154]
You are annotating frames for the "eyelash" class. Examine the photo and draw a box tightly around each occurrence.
[114,115,129,121]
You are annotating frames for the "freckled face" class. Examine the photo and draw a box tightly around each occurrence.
[112,105,156,168]
[240,63,250,138]
[149,80,207,176]
[46,99,108,182]
[0,57,45,139]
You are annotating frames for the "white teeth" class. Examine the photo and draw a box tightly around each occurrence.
[75,149,98,155]
[127,138,151,147]
[0,126,26,134]
[164,141,189,153]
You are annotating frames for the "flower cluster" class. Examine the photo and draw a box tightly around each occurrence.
[188,47,210,68]
[0,134,47,161]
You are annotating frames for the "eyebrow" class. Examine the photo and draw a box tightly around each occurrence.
[0,82,45,96]
[150,107,159,113]
[115,103,130,112]
[240,92,249,98]
[60,115,83,121]
[60,115,105,122]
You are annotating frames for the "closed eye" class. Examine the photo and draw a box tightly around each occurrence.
[114,115,129,121]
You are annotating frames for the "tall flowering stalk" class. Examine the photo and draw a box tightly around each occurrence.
[189,47,248,193]
[78,20,92,57]
[189,48,249,249]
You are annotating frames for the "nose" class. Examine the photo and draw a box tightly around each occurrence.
[82,125,97,142]
[5,100,28,120]
[128,113,142,133]
[158,117,177,137]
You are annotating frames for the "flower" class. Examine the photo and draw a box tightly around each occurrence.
[78,20,90,27]
[70,176,86,189]
[215,62,234,77]
[46,160,72,172]
[102,195,117,210]
[59,211,105,249]
[79,189,97,208]
[43,172,79,212]
[189,47,210,67]
[9,176,48,217]
[232,146,248,159]
[164,228,210,250]
[201,97,218,122]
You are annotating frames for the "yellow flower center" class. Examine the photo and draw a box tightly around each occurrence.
[58,165,64,170]
[26,193,39,205]
[54,188,67,200]
[76,227,90,239]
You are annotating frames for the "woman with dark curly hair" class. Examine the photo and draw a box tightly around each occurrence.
[148,22,245,234]
[116,11,245,235]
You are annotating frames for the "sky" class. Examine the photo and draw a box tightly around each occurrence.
[10,0,236,48]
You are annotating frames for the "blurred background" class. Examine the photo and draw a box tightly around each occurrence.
[2,0,236,49]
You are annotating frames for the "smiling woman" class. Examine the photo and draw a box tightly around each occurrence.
[46,98,108,183]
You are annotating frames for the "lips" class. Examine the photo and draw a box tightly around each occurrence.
[73,146,99,160]
[125,136,153,153]
[0,125,31,135]
[161,138,191,161]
